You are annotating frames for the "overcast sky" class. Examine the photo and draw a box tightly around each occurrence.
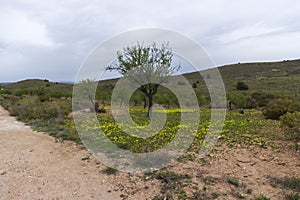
[0,0,300,82]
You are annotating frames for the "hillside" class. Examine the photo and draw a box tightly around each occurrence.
[2,59,300,99]
[184,59,300,96]
[2,79,73,97]
[1,60,299,200]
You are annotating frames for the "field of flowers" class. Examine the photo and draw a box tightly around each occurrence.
[66,108,280,154]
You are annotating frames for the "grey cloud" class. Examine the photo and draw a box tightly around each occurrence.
[0,0,300,82]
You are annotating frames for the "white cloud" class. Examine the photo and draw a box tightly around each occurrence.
[0,0,300,81]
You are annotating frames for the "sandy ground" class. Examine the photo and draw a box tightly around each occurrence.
[0,106,299,200]
[0,107,124,200]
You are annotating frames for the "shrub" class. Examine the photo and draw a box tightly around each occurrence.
[255,195,270,200]
[45,89,71,98]
[227,92,247,108]
[0,86,9,95]
[236,81,249,90]
[285,192,300,200]
[227,177,240,187]
[270,176,300,192]
[246,92,276,108]
[281,112,300,149]
[101,167,118,175]
[281,112,300,131]
[9,96,71,121]
[263,98,293,120]
[13,88,45,96]
[263,98,300,120]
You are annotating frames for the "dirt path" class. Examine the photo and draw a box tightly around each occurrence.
[0,106,123,200]
[0,105,299,200]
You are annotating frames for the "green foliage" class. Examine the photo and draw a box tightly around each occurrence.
[46,88,71,98]
[147,170,190,199]
[270,176,300,192]
[13,88,43,96]
[227,177,240,187]
[263,98,299,120]
[0,86,9,94]
[281,177,300,192]
[101,167,118,175]
[9,96,71,121]
[150,171,191,183]
[0,94,79,142]
[246,92,276,108]
[280,112,300,149]
[255,195,270,200]
[221,110,276,147]
[107,42,174,75]
[107,42,178,117]
[236,81,249,90]
[227,92,247,108]
[155,92,179,108]
[286,192,300,200]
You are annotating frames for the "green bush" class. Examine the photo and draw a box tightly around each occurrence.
[246,92,276,108]
[263,98,295,120]
[236,81,249,90]
[227,92,247,108]
[9,96,71,121]
[45,89,71,98]
[281,112,300,150]
[13,88,45,96]
[285,192,300,200]
[255,195,270,200]
[0,86,10,95]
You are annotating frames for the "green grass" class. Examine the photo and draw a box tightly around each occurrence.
[286,192,300,200]
[101,167,118,175]
[227,177,240,187]
[255,195,271,200]
[270,176,300,192]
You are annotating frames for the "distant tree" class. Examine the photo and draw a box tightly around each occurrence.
[107,42,179,117]
[236,81,249,90]
[79,79,97,111]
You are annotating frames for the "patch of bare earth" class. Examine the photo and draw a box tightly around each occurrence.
[0,106,299,199]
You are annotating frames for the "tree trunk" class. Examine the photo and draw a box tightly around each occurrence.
[147,94,153,117]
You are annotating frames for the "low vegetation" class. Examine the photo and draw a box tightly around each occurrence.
[0,59,299,199]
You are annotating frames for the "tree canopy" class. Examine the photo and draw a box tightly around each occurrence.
[107,42,179,117]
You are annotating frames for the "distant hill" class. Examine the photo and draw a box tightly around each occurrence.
[184,59,300,96]
[0,82,12,85]
[3,59,300,98]
[3,79,73,97]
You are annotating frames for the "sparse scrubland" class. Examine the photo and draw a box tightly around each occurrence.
[0,60,299,199]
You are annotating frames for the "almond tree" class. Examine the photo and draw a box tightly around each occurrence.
[107,42,179,117]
